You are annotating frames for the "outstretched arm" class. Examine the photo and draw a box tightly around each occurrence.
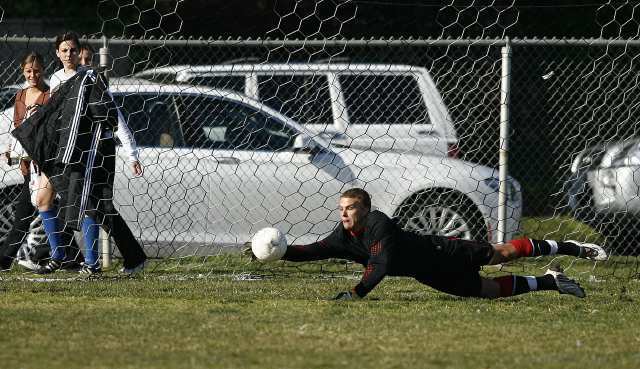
[281,226,347,262]
[283,241,340,262]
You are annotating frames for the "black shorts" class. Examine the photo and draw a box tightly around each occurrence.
[48,139,116,230]
[414,237,495,297]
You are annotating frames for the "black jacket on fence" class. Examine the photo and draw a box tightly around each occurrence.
[12,69,119,230]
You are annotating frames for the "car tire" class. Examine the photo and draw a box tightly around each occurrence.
[26,215,49,260]
[0,186,48,255]
[395,190,486,241]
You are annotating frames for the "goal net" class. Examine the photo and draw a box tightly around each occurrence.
[0,1,638,281]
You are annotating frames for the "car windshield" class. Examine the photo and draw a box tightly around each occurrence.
[114,91,297,152]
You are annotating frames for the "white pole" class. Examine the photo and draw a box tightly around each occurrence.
[99,35,109,71]
[498,38,512,244]
[99,35,111,268]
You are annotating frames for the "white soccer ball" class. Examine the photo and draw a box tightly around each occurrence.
[251,227,287,261]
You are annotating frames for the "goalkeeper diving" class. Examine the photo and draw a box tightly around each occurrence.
[250,188,607,300]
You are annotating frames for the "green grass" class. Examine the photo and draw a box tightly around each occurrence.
[518,216,605,244]
[1,255,639,369]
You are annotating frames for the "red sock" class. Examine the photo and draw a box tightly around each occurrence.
[510,238,533,257]
[494,275,515,297]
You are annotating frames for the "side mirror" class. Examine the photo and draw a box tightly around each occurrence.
[292,135,318,154]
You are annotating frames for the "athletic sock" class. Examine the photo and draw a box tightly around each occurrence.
[556,242,582,257]
[493,275,557,297]
[81,216,100,267]
[511,238,582,257]
[39,209,65,261]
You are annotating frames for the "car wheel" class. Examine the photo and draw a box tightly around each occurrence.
[396,191,486,241]
[0,186,48,256]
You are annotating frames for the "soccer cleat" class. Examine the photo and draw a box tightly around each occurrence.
[120,260,146,275]
[545,266,586,298]
[36,259,62,275]
[566,240,608,261]
[79,263,102,276]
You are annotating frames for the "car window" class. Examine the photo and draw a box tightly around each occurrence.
[177,95,297,152]
[339,75,431,125]
[257,75,333,126]
[113,94,185,148]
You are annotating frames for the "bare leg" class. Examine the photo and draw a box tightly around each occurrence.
[33,173,66,265]
[34,173,56,211]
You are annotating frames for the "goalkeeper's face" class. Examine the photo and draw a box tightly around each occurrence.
[338,196,369,231]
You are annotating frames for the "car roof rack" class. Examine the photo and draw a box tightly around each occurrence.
[313,57,351,64]
[221,57,263,64]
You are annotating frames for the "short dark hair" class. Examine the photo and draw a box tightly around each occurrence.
[20,51,45,70]
[55,31,80,50]
[80,43,95,54]
[341,188,371,209]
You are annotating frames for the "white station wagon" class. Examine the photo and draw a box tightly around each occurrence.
[135,63,461,158]
[0,79,521,257]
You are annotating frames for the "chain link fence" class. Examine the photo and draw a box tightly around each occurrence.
[0,34,639,275]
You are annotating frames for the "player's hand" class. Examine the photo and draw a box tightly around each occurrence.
[3,152,12,165]
[131,161,143,177]
[331,291,360,301]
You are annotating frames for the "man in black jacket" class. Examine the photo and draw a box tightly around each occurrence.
[13,68,145,274]
[275,188,607,300]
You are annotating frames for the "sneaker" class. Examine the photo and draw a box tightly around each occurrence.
[60,260,82,272]
[79,263,102,276]
[36,259,62,275]
[546,266,586,298]
[566,240,608,261]
[120,260,146,275]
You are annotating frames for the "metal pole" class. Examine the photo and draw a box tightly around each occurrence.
[99,35,109,75]
[498,38,512,244]
[99,35,111,268]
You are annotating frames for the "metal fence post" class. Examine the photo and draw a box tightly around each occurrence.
[99,35,111,268]
[498,38,512,244]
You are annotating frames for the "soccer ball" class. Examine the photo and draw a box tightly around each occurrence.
[251,227,287,261]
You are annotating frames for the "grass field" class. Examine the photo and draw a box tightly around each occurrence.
[1,253,639,369]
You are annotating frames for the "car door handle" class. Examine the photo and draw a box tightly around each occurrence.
[215,156,240,165]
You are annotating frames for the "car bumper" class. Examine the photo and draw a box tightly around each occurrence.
[590,166,640,214]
